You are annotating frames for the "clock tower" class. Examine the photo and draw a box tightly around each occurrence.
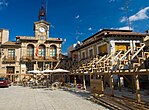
[34,4,50,40]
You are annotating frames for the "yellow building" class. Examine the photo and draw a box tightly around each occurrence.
[0,5,62,82]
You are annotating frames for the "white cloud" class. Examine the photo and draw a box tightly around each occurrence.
[120,17,127,23]
[75,15,80,19]
[62,38,67,44]
[98,29,102,32]
[118,26,133,30]
[50,24,55,29]
[120,7,125,11]
[76,32,84,35]
[120,6,149,23]
[88,27,92,31]
[0,0,8,9]
[64,38,66,42]
[110,26,133,30]
[109,0,117,3]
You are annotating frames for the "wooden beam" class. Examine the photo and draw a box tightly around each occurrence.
[135,73,141,103]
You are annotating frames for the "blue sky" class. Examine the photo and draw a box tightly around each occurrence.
[0,0,149,54]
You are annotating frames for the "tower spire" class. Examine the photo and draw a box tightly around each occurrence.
[38,2,46,21]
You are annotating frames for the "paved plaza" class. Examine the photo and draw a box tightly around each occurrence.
[0,86,108,110]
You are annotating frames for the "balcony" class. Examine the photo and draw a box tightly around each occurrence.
[22,56,34,61]
[21,56,58,62]
[37,56,45,61]
[3,56,17,63]
[45,56,58,61]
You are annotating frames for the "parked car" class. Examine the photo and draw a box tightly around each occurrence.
[0,78,11,87]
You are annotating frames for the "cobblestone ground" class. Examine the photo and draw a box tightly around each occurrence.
[0,86,108,110]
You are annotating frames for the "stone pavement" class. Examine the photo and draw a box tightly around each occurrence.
[0,86,108,110]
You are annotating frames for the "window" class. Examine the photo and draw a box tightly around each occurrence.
[89,49,93,58]
[27,45,34,57]
[82,52,85,59]
[39,45,45,57]
[50,45,57,57]
[8,49,15,58]
[98,44,107,55]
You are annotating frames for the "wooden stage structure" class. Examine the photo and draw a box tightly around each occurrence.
[70,43,149,102]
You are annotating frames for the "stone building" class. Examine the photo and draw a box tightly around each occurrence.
[0,5,62,82]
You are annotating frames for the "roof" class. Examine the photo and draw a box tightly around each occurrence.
[16,36,38,41]
[1,41,21,48]
[83,29,147,43]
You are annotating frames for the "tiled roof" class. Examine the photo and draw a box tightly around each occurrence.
[83,29,147,43]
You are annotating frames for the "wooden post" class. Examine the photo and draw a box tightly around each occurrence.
[132,75,135,93]
[118,74,121,92]
[110,74,114,96]
[101,75,104,94]
[135,74,141,103]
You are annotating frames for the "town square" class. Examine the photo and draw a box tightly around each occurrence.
[0,0,149,109]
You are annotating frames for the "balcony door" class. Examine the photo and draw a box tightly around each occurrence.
[38,45,45,59]
[27,44,34,59]
[50,45,57,58]
[8,49,15,60]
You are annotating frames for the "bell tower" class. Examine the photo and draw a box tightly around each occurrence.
[34,3,50,39]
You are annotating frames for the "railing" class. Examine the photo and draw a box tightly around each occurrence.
[131,43,145,60]
[21,56,58,61]
[96,55,106,64]
[3,56,17,62]
[112,51,122,61]
[120,49,131,61]
[22,56,34,61]
[45,56,58,60]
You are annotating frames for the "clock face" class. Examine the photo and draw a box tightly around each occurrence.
[39,27,45,33]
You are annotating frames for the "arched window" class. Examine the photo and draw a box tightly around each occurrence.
[38,45,45,57]
[27,44,34,57]
[50,45,57,57]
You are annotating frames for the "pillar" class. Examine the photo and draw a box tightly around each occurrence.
[74,75,76,86]
[118,74,121,92]
[82,72,86,90]
[101,75,104,94]
[110,74,114,96]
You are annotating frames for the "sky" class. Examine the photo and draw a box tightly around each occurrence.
[0,0,149,55]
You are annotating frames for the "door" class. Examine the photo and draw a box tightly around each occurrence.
[6,66,15,82]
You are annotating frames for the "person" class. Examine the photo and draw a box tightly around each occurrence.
[22,77,27,87]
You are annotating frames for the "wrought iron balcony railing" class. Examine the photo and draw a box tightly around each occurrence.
[21,55,58,61]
